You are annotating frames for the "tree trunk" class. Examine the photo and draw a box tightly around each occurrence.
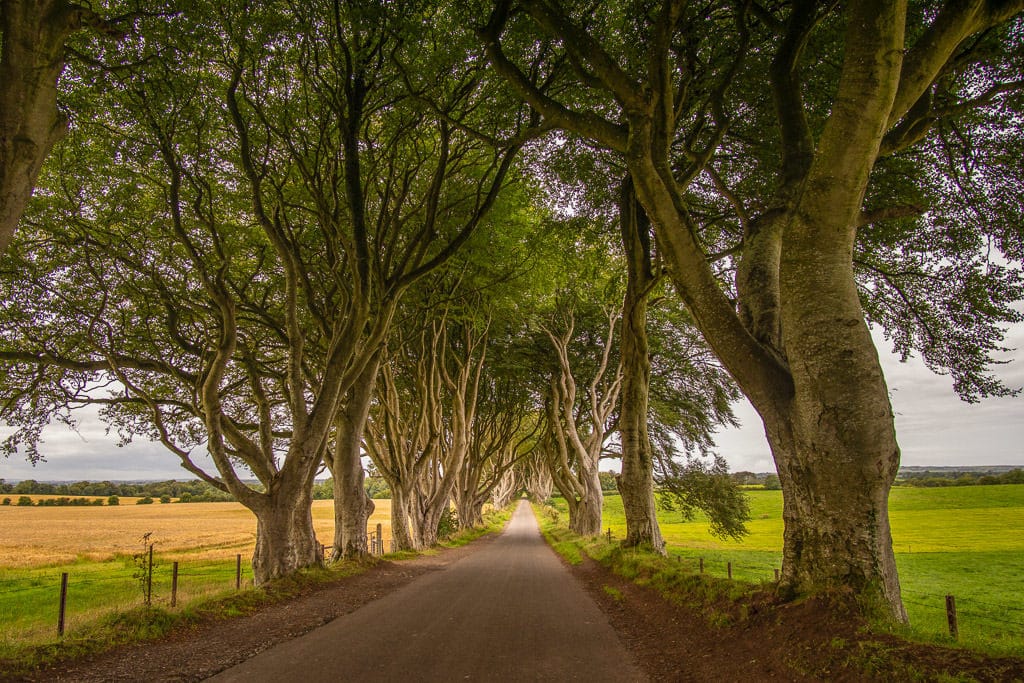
[410,496,446,549]
[491,468,518,509]
[332,461,374,560]
[0,0,84,252]
[389,485,416,551]
[455,495,480,529]
[329,355,380,560]
[568,468,603,536]
[768,209,905,617]
[764,1,906,619]
[616,174,665,554]
[251,480,321,585]
[525,460,553,502]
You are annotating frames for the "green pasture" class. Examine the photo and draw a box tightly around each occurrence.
[588,484,1024,654]
[0,554,251,648]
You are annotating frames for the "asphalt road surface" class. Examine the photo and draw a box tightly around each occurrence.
[207,500,647,682]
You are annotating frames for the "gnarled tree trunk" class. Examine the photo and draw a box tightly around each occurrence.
[389,485,415,551]
[0,1,109,252]
[568,466,604,537]
[616,174,665,553]
[329,356,381,560]
[542,309,621,537]
[523,457,553,502]
[250,473,321,585]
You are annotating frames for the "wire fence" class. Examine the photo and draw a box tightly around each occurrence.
[601,528,1024,647]
[0,525,392,644]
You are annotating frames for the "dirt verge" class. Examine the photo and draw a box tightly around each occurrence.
[568,552,1024,682]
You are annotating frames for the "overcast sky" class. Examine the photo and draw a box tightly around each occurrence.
[1,325,1021,482]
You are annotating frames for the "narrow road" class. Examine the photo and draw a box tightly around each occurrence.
[207,500,646,682]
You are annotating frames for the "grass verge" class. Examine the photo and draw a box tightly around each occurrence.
[0,505,512,678]
[533,501,1024,681]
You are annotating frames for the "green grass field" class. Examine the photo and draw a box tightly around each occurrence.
[585,484,1024,653]
[0,553,253,647]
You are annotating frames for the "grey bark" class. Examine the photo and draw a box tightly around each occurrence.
[0,1,121,252]
[329,355,381,560]
[250,473,322,585]
[616,175,665,553]
[389,485,415,551]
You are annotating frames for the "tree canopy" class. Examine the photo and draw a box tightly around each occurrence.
[0,0,1021,618]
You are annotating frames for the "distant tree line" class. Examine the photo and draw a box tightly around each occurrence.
[0,477,396,502]
[895,469,1024,488]
[312,477,392,501]
[0,478,235,502]
[729,472,781,490]
[728,469,1024,490]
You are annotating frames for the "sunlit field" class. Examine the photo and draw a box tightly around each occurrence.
[0,499,393,647]
[0,500,393,567]
[594,485,1024,653]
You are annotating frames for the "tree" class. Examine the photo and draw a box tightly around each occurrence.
[541,303,622,536]
[1,1,533,579]
[616,174,664,552]
[481,0,1024,620]
[310,1,536,559]
[0,2,169,252]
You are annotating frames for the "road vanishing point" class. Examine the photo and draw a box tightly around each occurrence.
[207,500,647,682]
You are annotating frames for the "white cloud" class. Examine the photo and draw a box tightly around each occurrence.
[714,325,1024,473]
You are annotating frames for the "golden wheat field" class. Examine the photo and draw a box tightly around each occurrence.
[0,499,393,568]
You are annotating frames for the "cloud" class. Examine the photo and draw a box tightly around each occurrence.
[714,326,1024,473]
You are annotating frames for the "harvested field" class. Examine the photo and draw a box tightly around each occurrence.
[0,500,393,568]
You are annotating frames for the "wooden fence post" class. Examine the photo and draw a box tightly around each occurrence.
[377,524,383,555]
[945,595,959,640]
[727,562,732,580]
[774,568,780,582]
[171,562,179,608]
[699,557,704,574]
[235,554,242,590]
[146,544,154,606]
[57,572,68,637]
[606,528,612,543]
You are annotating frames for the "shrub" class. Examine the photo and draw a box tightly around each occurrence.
[437,506,459,540]
[159,495,171,504]
[17,496,33,506]
[1,497,10,505]
[107,495,120,506]
[137,496,154,505]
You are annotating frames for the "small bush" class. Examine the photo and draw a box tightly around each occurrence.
[2,497,10,505]
[437,506,458,540]
[107,495,120,506]
[159,495,171,504]
[16,496,33,506]
[137,497,154,505]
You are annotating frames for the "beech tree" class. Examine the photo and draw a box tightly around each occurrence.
[540,303,622,535]
[0,0,118,252]
[480,0,1024,618]
[0,0,529,579]
[366,305,489,550]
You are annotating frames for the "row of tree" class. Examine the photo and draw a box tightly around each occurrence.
[0,478,233,500]
[1,1,1022,622]
[897,469,1024,487]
